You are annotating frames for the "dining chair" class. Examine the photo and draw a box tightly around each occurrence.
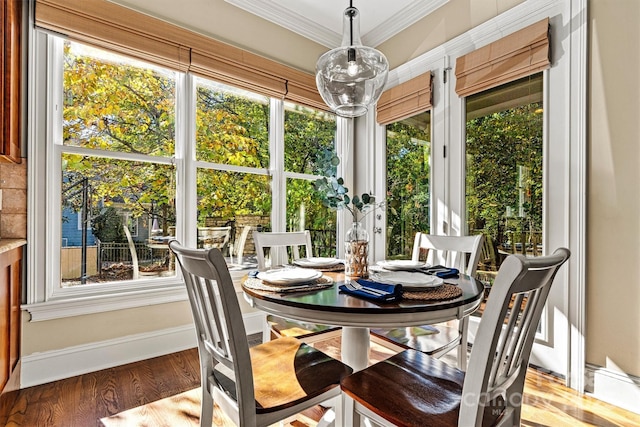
[253,230,313,271]
[198,226,232,253]
[123,225,139,280]
[168,240,353,427]
[229,224,252,266]
[370,232,484,370]
[253,230,341,343]
[342,248,570,427]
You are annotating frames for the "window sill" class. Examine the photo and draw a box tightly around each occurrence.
[23,269,251,321]
[23,284,188,321]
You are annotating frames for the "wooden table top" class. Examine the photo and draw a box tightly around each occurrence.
[242,271,485,326]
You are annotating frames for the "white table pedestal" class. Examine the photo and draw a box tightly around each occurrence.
[341,327,370,371]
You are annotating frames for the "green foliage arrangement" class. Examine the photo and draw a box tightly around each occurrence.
[313,157,384,222]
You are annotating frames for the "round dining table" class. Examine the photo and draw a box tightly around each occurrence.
[242,270,485,371]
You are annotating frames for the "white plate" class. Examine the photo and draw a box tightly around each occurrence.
[257,268,322,285]
[370,271,444,291]
[377,260,428,271]
[293,257,342,268]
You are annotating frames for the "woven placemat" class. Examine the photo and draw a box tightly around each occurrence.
[402,283,462,301]
[243,275,334,293]
[318,263,345,272]
[295,263,345,272]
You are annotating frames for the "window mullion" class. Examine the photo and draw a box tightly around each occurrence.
[270,98,285,232]
[179,73,198,248]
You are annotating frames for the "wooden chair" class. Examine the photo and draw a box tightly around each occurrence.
[370,233,484,369]
[342,248,570,427]
[169,241,352,427]
[253,230,341,343]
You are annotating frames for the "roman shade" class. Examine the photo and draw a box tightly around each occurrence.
[35,0,191,72]
[376,72,432,125]
[35,0,326,110]
[455,18,550,97]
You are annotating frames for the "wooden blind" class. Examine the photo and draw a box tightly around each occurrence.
[376,72,432,125]
[35,0,327,109]
[455,18,550,97]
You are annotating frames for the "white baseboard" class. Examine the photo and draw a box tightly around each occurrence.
[20,311,266,388]
[585,363,640,415]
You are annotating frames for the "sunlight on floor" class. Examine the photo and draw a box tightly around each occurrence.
[100,336,640,427]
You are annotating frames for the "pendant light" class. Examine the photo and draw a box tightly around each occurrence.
[315,1,389,118]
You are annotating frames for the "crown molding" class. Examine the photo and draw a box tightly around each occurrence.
[226,0,448,48]
[362,0,448,47]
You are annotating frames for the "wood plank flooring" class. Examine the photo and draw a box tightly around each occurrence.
[1,337,639,426]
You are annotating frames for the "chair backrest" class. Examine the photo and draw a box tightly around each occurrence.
[411,233,484,276]
[253,231,313,271]
[123,225,139,280]
[459,248,570,426]
[231,225,252,265]
[198,226,232,249]
[168,240,257,425]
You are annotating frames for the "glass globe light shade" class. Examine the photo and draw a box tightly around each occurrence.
[316,5,389,118]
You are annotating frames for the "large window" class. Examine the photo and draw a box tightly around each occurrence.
[60,41,177,286]
[195,78,272,262]
[465,74,544,284]
[37,36,339,309]
[284,102,338,257]
[385,111,431,258]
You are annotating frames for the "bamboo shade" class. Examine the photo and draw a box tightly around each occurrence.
[35,0,190,72]
[35,0,327,109]
[190,49,287,98]
[284,70,328,112]
[376,72,432,125]
[455,18,550,97]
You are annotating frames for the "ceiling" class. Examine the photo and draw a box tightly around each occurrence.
[224,0,449,48]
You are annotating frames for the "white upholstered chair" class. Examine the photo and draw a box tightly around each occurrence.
[370,232,484,369]
[342,248,570,427]
[169,241,352,427]
[253,230,341,343]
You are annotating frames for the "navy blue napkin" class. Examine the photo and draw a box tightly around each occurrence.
[424,265,459,278]
[339,279,403,302]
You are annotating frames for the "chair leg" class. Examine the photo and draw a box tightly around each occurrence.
[457,317,470,371]
[342,394,362,427]
[262,313,272,343]
[200,383,214,427]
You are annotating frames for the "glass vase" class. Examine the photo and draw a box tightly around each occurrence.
[345,221,369,278]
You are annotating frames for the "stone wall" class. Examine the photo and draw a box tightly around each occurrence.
[0,160,27,240]
[204,215,270,255]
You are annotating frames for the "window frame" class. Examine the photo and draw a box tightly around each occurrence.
[25,32,345,321]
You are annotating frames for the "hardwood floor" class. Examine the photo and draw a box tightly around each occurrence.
[1,337,639,426]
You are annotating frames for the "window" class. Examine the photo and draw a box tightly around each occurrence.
[284,102,338,257]
[29,35,341,315]
[195,77,272,260]
[385,111,431,258]
[465,73,544,285]
[59,41,177,287]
